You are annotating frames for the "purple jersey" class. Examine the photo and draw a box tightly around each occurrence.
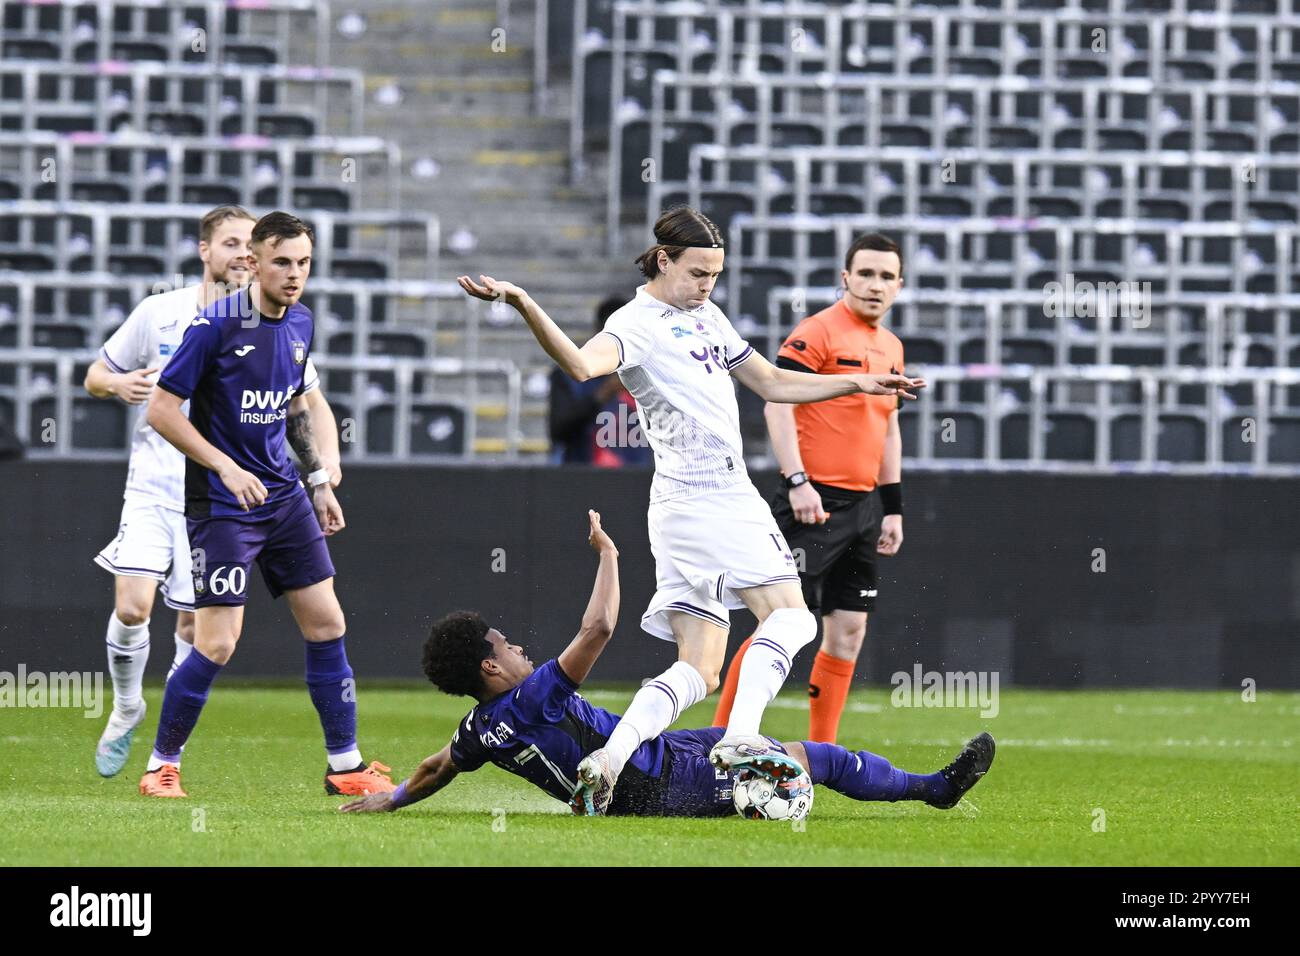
[158,288,314,518]
[449,660,765,816]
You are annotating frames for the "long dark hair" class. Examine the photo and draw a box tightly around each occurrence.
[634,206,723,278]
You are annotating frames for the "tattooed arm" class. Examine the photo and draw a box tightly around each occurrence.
[303,387,341,487]
[287,394,345,535]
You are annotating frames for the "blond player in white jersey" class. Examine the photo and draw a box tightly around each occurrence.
[84,205,339,777]
[459,206,925,814]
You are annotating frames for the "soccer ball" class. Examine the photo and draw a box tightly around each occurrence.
[732,768,814,821]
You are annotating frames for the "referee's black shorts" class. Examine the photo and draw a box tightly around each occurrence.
[769,480,881,615]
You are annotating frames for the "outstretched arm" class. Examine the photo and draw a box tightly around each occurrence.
[458,274,620,382]
[338,743,461,813]
[556,510,621,685]
[733,351,925,403]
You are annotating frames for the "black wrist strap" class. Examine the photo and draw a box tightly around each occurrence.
[879,482,902,515]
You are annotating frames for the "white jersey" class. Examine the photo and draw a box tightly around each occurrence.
[100,284,320,512]
[602,285,755,503]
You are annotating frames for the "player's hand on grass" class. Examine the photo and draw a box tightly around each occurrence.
[855,373,926,399]
[112,367,160,405]
[457,274,526,308]
[311,484,345,536]
[338,793,394,813]
[587,509,618,557]
[877,514,903,555]
[218,462,268,511]
[790,482,828,525]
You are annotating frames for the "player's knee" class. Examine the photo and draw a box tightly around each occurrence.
[822,629,863,660]
[764,606,817,652]
[698,665,721,695]
[199,639,237,665]
[175,615,196,643]
[114,600,151,627]
[302,616,345,643]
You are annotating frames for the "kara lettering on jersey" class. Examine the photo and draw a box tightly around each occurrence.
[479,720,515,748]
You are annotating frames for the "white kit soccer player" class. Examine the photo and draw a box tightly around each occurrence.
[458,206,924,814]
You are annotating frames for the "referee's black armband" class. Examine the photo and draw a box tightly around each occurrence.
[879,482,903,516]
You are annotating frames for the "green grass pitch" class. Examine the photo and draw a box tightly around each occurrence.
[2,683,1296,866]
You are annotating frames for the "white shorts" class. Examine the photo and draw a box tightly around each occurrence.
[94,497,195,611]
[640,482,800,641]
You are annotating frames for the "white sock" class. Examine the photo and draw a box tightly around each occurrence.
[604,661,708,776]
[146,754,177,772]
[105,612,150,714]
[328,748,363,772]
[168,633,194,681]
[726,607,817,737]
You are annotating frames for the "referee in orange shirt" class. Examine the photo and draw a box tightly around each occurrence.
[714,233,906,743]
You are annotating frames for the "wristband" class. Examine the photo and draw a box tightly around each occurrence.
[306,468,331,487]
[389,780,413,809]
[879,482,902,516]
[784,471,809,489]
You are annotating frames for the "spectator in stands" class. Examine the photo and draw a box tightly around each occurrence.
[714,232,907,744]
[548,295,651,467]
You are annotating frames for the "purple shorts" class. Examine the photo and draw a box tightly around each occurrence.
[187,489,335,607]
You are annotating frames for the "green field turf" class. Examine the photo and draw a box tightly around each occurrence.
[2,682,1296,866]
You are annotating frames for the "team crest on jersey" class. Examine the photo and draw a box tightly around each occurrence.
[291,341,307,365]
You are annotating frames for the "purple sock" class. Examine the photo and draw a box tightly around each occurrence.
[151,649,223,763]
[305,636,357,758]
[802,741,949,803]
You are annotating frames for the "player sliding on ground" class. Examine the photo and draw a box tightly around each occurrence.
[458,205,926,814]
[340,511,993,818]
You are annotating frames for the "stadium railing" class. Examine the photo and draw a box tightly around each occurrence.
[0,199,439,284]
[858,362,1300,473]
[0,0,330,68]
[0,130,400,210]
[750,285,1300,470]
[726,212,1300,322]
[760,284,1300,380]
[612,69,1300,248]
[575,0,1300,186]
[662,144,1296,239]
[0,271,466,359]
[0,347,523,463]
[0,60,363,138]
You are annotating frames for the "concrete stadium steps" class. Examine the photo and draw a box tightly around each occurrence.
[325,1,630,374]
[319,2,642,460]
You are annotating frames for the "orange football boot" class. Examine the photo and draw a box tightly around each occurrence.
[139,764,188,798]
[324,760,396,796]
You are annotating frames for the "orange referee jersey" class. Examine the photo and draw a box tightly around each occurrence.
[775,298,904,492]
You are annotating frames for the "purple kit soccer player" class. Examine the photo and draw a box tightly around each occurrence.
[340,511,994,819]
[141,211,394,798]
